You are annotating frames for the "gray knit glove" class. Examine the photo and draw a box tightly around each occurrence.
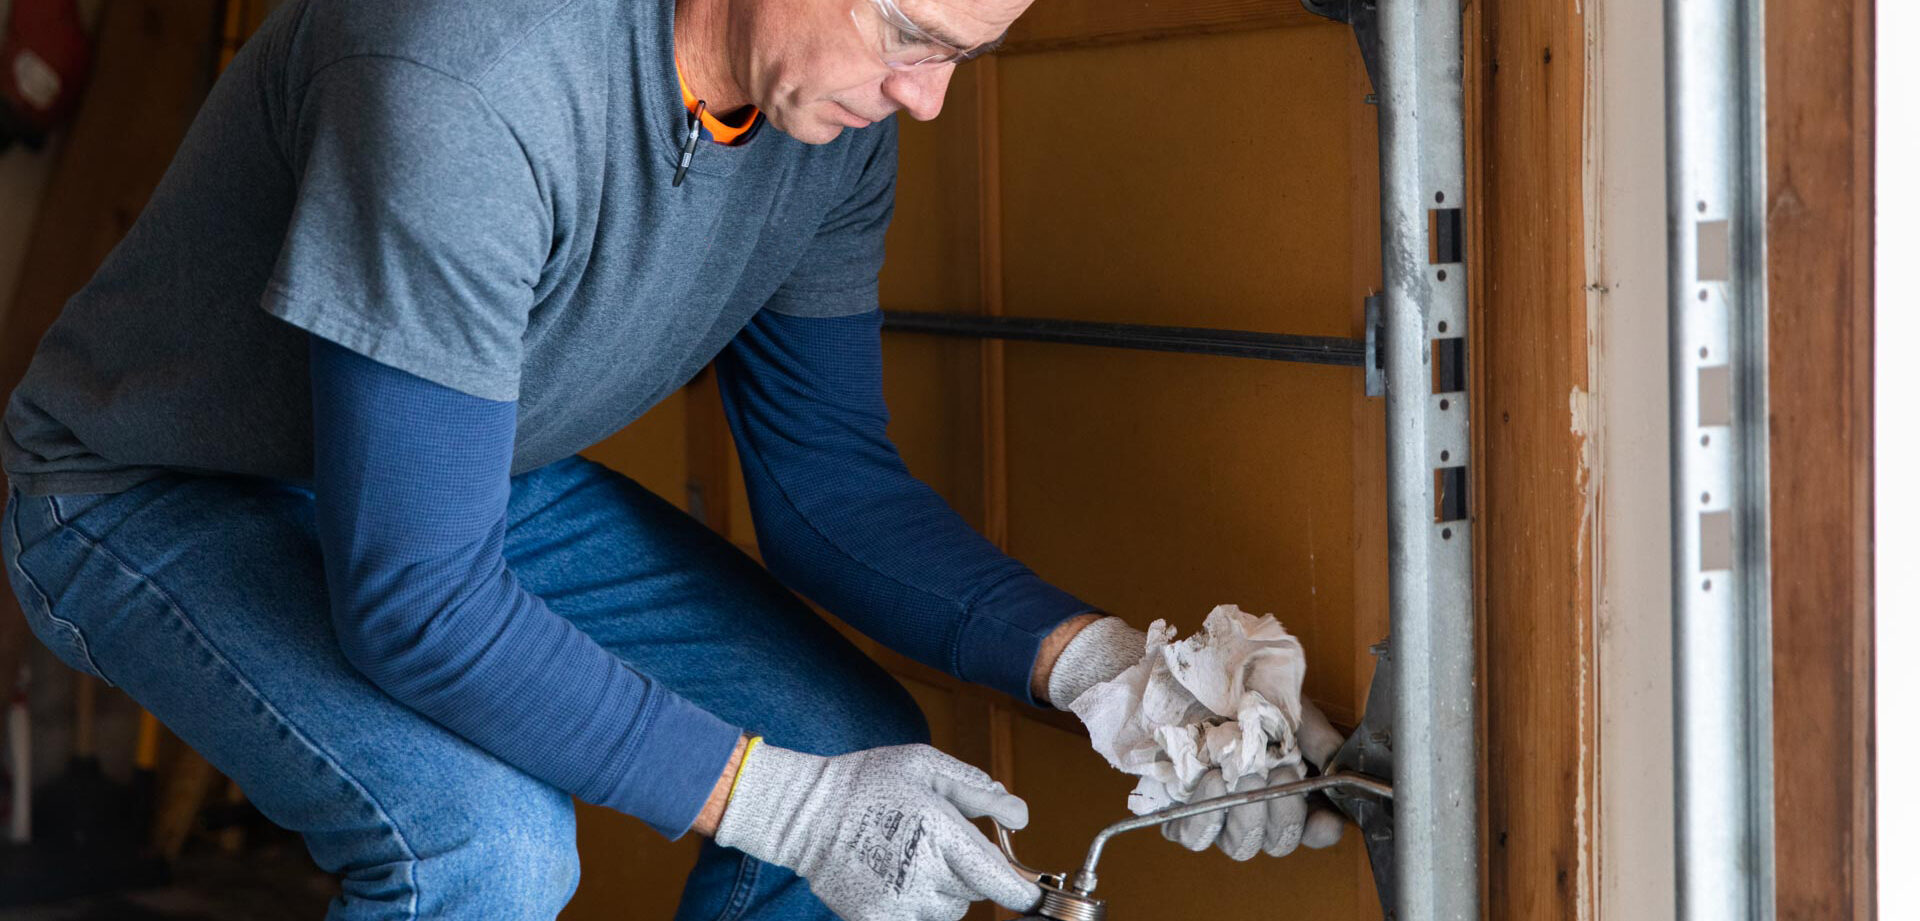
[1161,699,1347,859]
[1050,616,1347,860]
[714,742,1042,921]
[1045,615,1150,708]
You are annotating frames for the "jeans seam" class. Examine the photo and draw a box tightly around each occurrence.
[47,491,122,545]
[49,516,426,920]
[43,494,67,528]
[718,852,761,921]
[4,501,113,684]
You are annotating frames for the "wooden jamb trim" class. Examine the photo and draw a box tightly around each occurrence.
[1466,0,1598,916]
[1764,0,1877,914]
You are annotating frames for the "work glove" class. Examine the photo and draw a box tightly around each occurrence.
[1047,615,1347,861]
[1159,699,1347,859]
[1044,615,1152,710]
[714,742,1042,921]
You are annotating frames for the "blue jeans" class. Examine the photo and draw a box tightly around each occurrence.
[2,456,932,920]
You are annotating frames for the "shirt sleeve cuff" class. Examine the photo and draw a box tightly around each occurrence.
[595,686,741,839]
[956,573,1097,705]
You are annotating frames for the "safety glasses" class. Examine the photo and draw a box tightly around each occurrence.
[849,0,1001,70]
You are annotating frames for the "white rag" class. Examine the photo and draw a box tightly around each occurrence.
[1068,604,1308,815]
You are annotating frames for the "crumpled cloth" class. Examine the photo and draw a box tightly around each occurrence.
[1068,604,1308,815]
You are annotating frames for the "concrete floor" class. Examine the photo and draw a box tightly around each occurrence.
[2,646,335,920]
[0,835,337,921]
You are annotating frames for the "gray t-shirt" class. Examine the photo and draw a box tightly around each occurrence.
[3,0,895,496]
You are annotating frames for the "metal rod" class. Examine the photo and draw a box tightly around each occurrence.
[992,823,1053,885]
[1068,772,1393,894]
[879,311,1367,367]
[1377,0,1479,918]
[1665,0,1775,916]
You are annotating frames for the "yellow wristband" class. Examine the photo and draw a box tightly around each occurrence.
[727,735,763,803]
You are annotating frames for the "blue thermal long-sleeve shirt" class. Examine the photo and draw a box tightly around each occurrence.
[308,310,1091,839]
[716,308,1093,699]
[309,336,742,839]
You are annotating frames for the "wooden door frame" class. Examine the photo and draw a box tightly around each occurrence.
[1464,0,1596,915]
[1466,0,1878,914]
[1765,0,1877,915]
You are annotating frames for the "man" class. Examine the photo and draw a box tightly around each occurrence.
[0,0,1343,918]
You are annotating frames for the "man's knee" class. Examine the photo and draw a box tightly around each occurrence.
[339,781,579,920]
[446,787,580,916]
[486,816,581,919]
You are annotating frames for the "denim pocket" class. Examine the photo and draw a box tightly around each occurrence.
[3,503,114,685]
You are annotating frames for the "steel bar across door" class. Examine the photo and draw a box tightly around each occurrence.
[1665,0,1776,917]
[1376,0,1478,918]
[878,311,1368,366]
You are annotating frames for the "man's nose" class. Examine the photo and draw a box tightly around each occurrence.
[882,65,954,121]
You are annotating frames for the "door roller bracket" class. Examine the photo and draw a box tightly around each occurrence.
[1300,0,1382,95]
[1325,640,1398,916]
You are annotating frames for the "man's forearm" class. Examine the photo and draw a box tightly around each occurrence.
[718,309,1096,704]
[693,610,1095,840]
[691,733,750,837]
[309,336,740,839]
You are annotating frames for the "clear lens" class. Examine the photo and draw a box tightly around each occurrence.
[850,0,965,68]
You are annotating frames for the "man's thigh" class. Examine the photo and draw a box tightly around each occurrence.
[4,477,576,916]
[504,457,930,755]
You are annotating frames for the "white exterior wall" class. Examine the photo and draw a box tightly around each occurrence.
[1588,0,1678,918]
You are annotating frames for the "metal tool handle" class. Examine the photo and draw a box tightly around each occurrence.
[1071,772,1392,892]
[990,770,1392,898]
[992,822,1053,885]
